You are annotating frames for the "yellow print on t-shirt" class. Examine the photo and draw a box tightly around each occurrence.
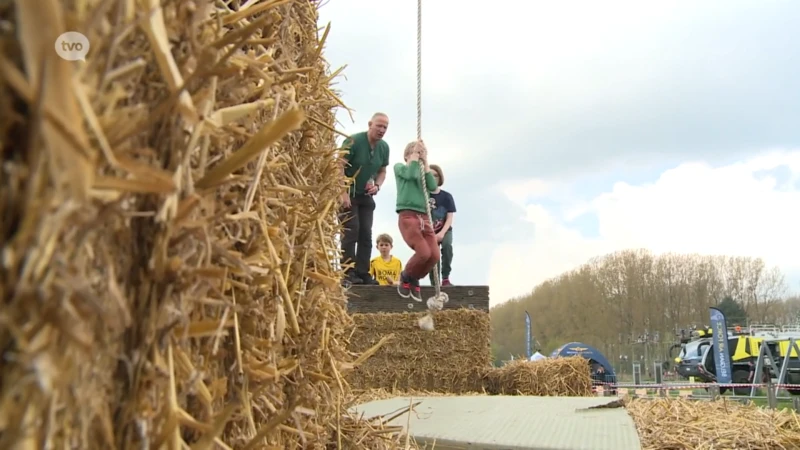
[369,256,403,286]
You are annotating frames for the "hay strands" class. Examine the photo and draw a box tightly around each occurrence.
[330,397,419,450]
[483,357,594,397]
[194,107,306,191]
[347,310,492,394]
[0,0,384,448]
[627,397,800,450]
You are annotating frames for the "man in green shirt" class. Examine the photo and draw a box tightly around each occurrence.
[340,112,390,286]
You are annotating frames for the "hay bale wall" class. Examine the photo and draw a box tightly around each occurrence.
[348,310,492,393]
[0,1,370,448]
[346,285,490,314]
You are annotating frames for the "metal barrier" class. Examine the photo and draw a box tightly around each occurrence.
[588,338,800,411]
[590,379,800,410]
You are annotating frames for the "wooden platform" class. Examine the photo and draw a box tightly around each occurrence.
[345,285,489,313]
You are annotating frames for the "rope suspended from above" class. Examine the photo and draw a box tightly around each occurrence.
[416,0,422,141]
[414,0,448,331]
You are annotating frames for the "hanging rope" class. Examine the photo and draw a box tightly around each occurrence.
[416,0,422,142]
[415,0,447,319]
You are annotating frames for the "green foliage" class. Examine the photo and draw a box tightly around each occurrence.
[490,250,790,363]
[490,343,505,366]
[715,296,748,325]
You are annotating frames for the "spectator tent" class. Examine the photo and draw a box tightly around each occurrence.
[550,341,617,384]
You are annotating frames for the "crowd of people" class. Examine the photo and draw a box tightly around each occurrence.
[338,112,457,301]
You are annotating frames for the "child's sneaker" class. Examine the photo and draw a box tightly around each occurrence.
[409,284,423,302]
[397,282,412,298]
[397,271,411,298]
[442,278,452,287]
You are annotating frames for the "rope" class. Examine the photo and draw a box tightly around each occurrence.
[416,0,422,142]
[415,0,446,314]
[419,164,442,301]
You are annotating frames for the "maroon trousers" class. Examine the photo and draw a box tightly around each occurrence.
[398,210,440,280]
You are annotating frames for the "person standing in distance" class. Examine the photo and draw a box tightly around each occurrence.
[339,112,390,286]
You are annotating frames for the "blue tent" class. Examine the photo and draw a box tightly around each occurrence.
[550,342,617,382]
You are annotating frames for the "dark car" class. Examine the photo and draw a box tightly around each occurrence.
[675,338,712,379]
[699,337,800,395]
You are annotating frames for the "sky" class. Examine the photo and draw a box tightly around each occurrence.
[317,0,800,306]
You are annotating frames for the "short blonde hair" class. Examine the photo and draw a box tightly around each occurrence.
[429,164,444,187]
[376,233,393,245]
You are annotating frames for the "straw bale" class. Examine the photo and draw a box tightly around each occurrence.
[482,357,594,396]
[348,388,486,406]
[0,0,401,448]
[627,398,800,450]
[329,412,419,450]
[347,310,492,393]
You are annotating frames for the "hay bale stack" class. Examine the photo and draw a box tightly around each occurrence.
[627,398,800,449]
[0,1,384,448]
[483,357,593,396]
[348,310,492,393]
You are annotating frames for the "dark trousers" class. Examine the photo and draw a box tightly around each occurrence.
[429,228,453,283]
[339,194,375,275]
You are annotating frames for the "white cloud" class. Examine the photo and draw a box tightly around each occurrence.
[496,179,552,209]
[489,150,800,306]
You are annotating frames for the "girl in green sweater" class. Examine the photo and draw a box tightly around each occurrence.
[394,140,439,301]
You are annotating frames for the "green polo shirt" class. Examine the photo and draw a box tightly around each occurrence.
[342,131,390,196]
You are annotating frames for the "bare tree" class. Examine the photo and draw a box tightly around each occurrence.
[779,297,800,324]
[490,250,793,364]
[753,265,787,322]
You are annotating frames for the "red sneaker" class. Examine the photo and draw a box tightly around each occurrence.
[397,282,411,298]
[410,285,422,302]
[442,278,452,286]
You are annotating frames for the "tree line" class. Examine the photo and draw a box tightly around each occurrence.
[490,249,800,363]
